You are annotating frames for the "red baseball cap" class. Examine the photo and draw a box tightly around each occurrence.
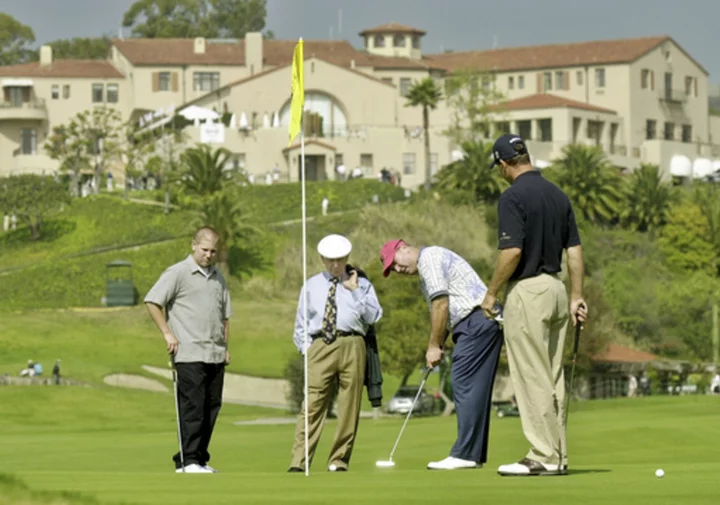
[380,239,405,277]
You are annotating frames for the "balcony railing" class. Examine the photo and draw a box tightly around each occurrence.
[658,89,688,104]
[0,98,46,109]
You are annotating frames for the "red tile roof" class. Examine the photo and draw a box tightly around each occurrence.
[111,38,438,70]
[500,93,616,114]
[593,343,657,363]
[427,36,673,73]
[359,23,426,36]
[0,60,123,78]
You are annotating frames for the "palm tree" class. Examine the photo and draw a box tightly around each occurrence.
[405,78,443,192]
[545,144,623,225]
[178,144,240,197]
[434,140,508,203]
[620,163,678,237]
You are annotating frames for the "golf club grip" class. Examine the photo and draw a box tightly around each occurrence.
[573,322,581,355]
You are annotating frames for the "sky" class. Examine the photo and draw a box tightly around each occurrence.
[3,0,719,82]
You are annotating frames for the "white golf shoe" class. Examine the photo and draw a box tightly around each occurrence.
[175,463,213,473]
[427,456,481,470]
[202,465,219,473]
[497,458,566,476]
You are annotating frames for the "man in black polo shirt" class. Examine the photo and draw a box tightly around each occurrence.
[480,133,588,476]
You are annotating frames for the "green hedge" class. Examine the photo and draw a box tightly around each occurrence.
[0,195,194,271]
[0,239,190,310]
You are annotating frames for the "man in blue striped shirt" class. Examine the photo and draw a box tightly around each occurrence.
[288,234,383,473]
[380,239,504,470]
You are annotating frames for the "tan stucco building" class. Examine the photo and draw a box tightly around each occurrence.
[1,23,718,186]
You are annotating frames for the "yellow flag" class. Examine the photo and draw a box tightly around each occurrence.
[288,38,304,146]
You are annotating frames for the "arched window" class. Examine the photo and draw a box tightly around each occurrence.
[279,91,348,138]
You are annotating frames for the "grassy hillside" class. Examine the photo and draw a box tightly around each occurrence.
[0,387,717,505]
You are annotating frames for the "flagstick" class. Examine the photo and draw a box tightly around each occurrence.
[300,126,309,478]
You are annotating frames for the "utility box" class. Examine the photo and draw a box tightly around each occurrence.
[105,260,136,307]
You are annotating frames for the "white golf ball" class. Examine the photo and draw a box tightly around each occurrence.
[655,469,664,478]
[329,464,337,471]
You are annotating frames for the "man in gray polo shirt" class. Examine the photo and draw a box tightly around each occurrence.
[380,239,504,470]
[145,226,231,474]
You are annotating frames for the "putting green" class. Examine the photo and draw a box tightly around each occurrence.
[0,386,718,505]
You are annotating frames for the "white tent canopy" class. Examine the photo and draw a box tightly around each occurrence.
[692,157,714,179]
[669,154,692,177]
[178,105,219,121]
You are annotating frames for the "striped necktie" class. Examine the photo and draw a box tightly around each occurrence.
[321,277,340,344]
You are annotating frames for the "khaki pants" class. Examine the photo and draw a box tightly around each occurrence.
[290,335,366,470]
[504,273,569,466]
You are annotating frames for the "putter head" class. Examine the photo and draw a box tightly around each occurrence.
[375,460,395,468]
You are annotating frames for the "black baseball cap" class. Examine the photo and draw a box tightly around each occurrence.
[490,133,529,168]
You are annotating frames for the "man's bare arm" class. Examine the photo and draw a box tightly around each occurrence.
[429,296,450,348]
[145,302,178,354]
[487,248,522,297]
[566,246,584,300]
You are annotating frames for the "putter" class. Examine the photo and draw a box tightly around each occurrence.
[170,358,185,473]
[376,367,433,468]
[558,312,583,476]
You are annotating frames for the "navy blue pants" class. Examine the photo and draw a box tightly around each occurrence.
[449,310,504,463]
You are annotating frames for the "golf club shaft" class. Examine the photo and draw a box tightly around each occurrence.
[171,356,185,471]
[388,368,432,461]
[559,319,582,473]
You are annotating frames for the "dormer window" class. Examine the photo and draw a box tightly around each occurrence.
[412,36,421,49]
[393,34,406,48]
[374,35,385,48]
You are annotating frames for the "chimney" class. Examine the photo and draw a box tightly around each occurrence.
[244,32,263,75]
[194,37,206,54]
[40,45,52,66]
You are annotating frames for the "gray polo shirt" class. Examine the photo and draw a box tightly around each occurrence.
[144,255,231,364]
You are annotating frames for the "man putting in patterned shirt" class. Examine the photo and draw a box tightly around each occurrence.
[380,239,504,470]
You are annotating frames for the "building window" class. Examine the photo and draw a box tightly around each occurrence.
[555,71,565,90]
[412,35,421,49]
[360,153,373,173]
[684,76,695,96]
[106,84,119,103]
[538,119,553,142]
[518,120,532,140]
[543,72,552,91]
[508,76,514,90]
[518,75,525,89]
[402,153,416,175]
[495,121,510,135]
[646,119,657,140]
[159,72,171,91]
[664,122,674,141]
[641,69,650,89]
[681,124,692,143]
[393,34,406,48]
[595,68,606,88]
[51,85,59,100]
[374,35,385,48]
[193,72,219,92]
[586,120,603,145]
[400,78,412,97]
[63,85,70,99]
[92,83,104,103]
[577,71,583,86]
[20,128,36,155]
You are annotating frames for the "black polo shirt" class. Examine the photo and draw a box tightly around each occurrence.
[497,170,581,282]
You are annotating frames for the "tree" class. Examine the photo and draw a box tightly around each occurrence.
[620,163,677,237]
[45,107,124,196]
[0,13,35,65]
[657,202,715,275]
[405,78,443,192]
[178,144,239,197]
[544,144,623,225]
[41,37,111,60]
[434,140,508,204]
[0,175,71,241]
[122,0,269,39]
[442,69,507,147]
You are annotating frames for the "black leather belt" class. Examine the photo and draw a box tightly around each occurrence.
[312,330,364,340]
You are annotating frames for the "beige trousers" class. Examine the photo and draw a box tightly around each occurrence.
[504,273,569,466]
[290,335,366,470]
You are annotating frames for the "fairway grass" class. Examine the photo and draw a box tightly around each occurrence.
[0,388,718,505]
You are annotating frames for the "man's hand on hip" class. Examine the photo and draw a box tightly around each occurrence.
[570,298,588,328]
[164,331,179,355]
